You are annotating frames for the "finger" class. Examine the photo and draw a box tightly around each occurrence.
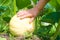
[17,10,28,17]
[29,17,34,24]
[20,14,33,19]
[17,12,25,17]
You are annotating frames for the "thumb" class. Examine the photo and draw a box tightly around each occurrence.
[29,17,34,24]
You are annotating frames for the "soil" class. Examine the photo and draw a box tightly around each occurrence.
[0,33,41,40]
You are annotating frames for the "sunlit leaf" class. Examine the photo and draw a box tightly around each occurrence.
[49,0,60,11]
[57,0,60,5]
[41,22,51,26]
[49,0,57,8]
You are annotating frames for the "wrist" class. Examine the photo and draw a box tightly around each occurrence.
[33,0,50,12]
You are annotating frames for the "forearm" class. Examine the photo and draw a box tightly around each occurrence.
[33,0,50,14]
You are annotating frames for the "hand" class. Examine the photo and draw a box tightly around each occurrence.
[17,0,49,23]
[17,9,38,23]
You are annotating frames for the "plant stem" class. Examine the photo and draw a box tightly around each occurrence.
[13,0,16,14]
[50,20,60,40]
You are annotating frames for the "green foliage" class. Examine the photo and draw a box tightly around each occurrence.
[16,0,31,9]
[49,0,60,11]
[41,12,60,24]
[0,6,8,16]
[0,0,60,40]
[16,0,38,9]
[0,6,7,12]
[57,0,60,5]
[3,16,11,23]
[0,37,6,40]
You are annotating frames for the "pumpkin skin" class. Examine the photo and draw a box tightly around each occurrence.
[9,14,35,37]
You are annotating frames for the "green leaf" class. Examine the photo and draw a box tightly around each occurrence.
[0,0,3,4]
[0,6,8,12]
[49,0,60,11]
[41,12,60,24]
[3,16,11,23]
[0,37,6,40]
[57,0,60,5]
[32,0,38,4]
[0,0,10,6]
[34,25,52,39]
[41,22,51,26]
[16,0,31,9]
[49,0,57,8]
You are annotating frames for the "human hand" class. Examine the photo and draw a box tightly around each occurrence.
[17,9,38,23]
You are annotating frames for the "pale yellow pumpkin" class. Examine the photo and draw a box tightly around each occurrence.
[9,14,35,37]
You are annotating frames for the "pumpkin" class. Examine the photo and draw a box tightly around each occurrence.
[9,14,35,37]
